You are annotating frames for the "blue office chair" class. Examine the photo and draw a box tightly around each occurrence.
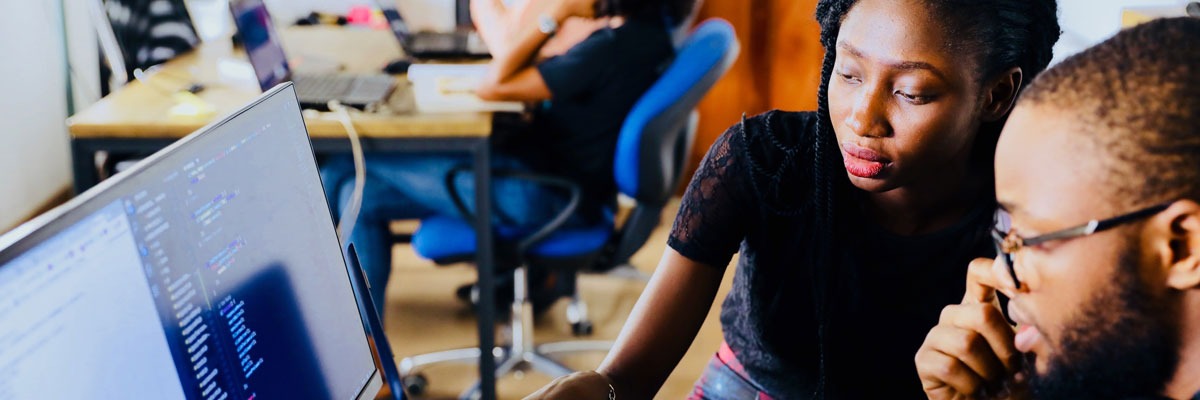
[399,19,740,397]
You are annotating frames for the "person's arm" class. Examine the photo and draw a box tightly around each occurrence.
[526,126,754,400]
[599,250,725,397]
[469,0,524,57]
[524,250,724,399]
[474,0,590,102]
[471,0,601,60]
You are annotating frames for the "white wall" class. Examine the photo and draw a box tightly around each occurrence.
[0,0,77,231]
[186,0,457,45]
[1053,0,1189,64]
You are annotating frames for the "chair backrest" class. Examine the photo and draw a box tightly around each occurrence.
[92,0,200,87]
[614,18,739,204]
[604,19,739,267]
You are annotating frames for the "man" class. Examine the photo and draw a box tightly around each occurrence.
[915,17,1200,399]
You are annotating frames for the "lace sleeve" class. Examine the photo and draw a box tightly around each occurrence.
[667,122,756,269]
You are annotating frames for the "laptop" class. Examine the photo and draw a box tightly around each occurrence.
[376,0,490,59]
[0,84,386,400]
[230,0,395,110]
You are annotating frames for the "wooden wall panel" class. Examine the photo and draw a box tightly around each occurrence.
[682,0,822,189]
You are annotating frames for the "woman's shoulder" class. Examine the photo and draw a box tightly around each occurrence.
[715,110,816,157]
[718,110,821,215]
[739,110,821,144]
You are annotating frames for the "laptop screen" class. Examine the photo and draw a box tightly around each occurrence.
[0,85,379,399]
[375,0,411,45]
[230,0,290,90]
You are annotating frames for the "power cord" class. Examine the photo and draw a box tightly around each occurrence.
[327,100,368,246]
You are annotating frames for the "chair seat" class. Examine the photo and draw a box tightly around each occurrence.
[412,215,614,261]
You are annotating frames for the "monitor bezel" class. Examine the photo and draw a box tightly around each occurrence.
[0,83,383,400]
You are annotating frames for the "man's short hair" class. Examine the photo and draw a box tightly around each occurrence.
[1019,17,1200,207]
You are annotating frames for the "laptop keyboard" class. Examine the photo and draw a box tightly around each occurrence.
[295,75,356,102]
[294,74,395,108]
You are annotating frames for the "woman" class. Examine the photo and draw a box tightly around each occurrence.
[526,0,1060,398]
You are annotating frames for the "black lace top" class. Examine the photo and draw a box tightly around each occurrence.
[669,110,996,398]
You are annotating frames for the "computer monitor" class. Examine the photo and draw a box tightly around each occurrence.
[0,84,382,399]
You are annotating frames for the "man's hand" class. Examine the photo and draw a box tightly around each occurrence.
[915,258,1019,399]
[523,371,612,400]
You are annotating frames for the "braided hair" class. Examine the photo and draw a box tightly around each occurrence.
[801,1,1061,396]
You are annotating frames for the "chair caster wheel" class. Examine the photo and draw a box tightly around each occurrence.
[402,373,428,397]
[571,321,593,336]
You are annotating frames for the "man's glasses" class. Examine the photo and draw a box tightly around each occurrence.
[991,202,1173,289]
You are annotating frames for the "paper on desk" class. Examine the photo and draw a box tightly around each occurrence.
[407,64,525,113]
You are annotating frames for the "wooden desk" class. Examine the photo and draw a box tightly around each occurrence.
[67,26,504,400]
[68,27,492,141]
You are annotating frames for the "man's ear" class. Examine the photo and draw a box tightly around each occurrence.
[1151,200,1200,290]
[981,67,1023,122]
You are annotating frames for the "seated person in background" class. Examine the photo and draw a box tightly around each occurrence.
[321,0,694,316]
[526,0,1060,398]
[470,0,609,59]
[915,17,1200,400]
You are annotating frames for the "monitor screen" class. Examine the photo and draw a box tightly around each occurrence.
[230,0,290,90]
[0,85,379,400]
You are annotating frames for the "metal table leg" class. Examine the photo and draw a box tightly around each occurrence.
[70,139,100,195]
[472,139,496,400]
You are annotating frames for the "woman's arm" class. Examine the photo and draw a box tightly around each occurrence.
[525,249,725,399]
[599,249,725,397]
[527,127,752,399]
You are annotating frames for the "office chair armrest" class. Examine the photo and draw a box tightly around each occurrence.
[444,166,583,254]
[443,165,477,222]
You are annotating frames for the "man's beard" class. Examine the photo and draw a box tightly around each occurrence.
[1023,248,1181,399]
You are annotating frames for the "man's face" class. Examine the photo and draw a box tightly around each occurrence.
[994,103,1179,398]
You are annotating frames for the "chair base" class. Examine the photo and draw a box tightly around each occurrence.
[397,340,613,399]
[397,265,611,399]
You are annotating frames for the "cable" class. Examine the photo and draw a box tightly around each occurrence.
[328,100,367,246]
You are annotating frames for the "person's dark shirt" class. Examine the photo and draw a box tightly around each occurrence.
[669,110,996,398]
[501,15,673,212]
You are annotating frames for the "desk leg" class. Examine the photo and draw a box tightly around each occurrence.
[473,140,496,400]
[71,140,100,195]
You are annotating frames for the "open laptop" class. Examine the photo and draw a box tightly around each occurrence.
[376,0,490,59]
[230,0,395,110]
[0,84,387,400]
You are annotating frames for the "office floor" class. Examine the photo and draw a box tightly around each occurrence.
[379,198,736,399]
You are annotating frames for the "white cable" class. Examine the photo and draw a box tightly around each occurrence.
[328,100,367,245]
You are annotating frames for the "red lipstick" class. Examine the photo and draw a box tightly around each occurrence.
[841,142,889,179]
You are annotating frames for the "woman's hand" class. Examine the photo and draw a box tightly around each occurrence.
[523,371,612,400]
